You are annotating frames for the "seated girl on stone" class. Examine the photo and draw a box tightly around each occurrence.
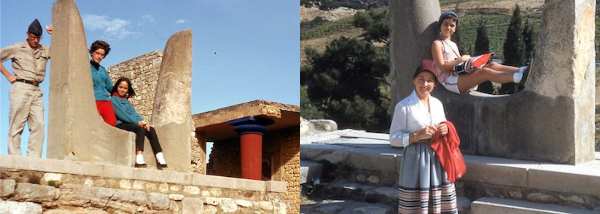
[431,10,530,94]
[110,77,167,168]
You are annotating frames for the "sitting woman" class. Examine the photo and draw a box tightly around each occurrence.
[110,77,167,168]
[432,10,529,94]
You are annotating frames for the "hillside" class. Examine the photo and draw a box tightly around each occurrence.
[300,0,546,62]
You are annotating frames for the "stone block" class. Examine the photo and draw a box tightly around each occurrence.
[14,183,58,202]
[528,167,600,198]
[182,198,204,214]
[0,200,42,214]
[471,197,596,214]
[149,192,170,210]
[236,199,252,208]
[48,0,135,167]
[147,29,193,173]
[0,179,16,198]
[460,156,530,188]
[300,160,322,184]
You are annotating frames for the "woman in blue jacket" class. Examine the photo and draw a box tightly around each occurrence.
[110,77,167,168]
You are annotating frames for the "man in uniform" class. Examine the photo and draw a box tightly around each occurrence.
[0,19,51,157]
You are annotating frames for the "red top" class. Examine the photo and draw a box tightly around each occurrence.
[430,121,466,182]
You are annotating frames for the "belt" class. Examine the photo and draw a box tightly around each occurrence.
[15,79,39,86]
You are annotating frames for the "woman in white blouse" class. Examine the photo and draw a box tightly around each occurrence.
[390,59,458,214]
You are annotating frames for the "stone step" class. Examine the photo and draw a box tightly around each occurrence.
[300,160,323,184]
[301,199,395,214]
[303,181,471,213]
[471,197,598,214]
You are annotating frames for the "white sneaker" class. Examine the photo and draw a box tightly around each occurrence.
[156,152,168,168]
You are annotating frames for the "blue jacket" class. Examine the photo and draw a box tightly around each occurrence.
[91,62,112,101]
[110,95,144,125]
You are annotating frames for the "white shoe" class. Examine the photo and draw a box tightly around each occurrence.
[156,152,168,168]
[135,154,146,167]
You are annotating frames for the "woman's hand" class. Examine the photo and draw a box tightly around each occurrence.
[138,121,151,131]
[436,123,448,136]
[417,125,437,141]
[460,55,471,62]
[128,97,135,106]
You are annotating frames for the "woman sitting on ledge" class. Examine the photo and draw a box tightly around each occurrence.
[110,77,167,168]
[432,10,530,94]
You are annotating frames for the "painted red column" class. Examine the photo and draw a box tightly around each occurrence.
[227,116,274,180]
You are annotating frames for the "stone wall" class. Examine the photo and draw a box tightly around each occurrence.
[207,127,301,214]
[107,51,163,122]
[266,127,300,214]
[0,155,289,214]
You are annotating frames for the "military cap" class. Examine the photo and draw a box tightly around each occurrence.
[28,19,43,36]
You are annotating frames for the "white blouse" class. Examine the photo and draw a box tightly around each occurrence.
[389,90,447,147]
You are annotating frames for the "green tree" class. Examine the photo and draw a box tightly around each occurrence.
[300,37,389,130]
[353,8,389,44]
[503,4,526,66]
[522,19,535,60]
[499,4,526,94]
[474,20,490,55]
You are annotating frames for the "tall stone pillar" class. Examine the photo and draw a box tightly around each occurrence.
[47,0,135,165]
[389,0,440,106]
[148,29,194,172]
[227,116,274,180]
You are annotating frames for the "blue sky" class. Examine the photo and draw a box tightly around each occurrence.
[0,0,300,157]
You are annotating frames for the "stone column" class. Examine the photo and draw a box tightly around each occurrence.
[47,0,135,165]
[389,0,440,106]
[227,116,274,180]
[148,29,194,172]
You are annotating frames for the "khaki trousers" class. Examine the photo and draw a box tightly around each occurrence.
[8,82,44,157]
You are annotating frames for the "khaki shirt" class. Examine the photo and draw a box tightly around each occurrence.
[0,40,51,83]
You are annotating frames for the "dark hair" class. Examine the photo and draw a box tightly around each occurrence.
[111,77,136,98]
[89,40,111,56]
[438,11,460,31]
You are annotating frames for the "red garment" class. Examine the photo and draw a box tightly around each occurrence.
[430,121,466,182]
[96,100,117,126]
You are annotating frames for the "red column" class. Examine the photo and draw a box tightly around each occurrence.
[227,116,274,180]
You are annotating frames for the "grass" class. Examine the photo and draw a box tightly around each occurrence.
[301,16,356,40]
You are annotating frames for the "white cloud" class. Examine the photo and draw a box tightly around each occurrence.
[139,14,155,26]
[175,19,186,24]
[82,14,140,40]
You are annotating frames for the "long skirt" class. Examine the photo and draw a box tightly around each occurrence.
[398,142,458,214]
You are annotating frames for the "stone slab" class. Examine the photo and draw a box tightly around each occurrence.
[182,198,204,214]
[193,100,300,142]
[528,165,600,198]
[0,155,285,193]
[48,0,135,167]
[0,199,42,214]
[301,138,600,197]
[340,132,389,141]
[300,160,322,184]
[471,197,596,214]
[461,156,533,188]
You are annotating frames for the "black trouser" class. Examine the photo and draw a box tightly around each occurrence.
[116,123,163,153]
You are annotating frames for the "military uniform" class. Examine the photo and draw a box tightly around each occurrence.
[0,40,50,157]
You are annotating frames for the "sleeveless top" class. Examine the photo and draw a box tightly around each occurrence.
[434,39,460,85]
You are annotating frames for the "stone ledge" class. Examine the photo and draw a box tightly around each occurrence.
[0,155,286,193]
[471,197,597,214]
[301,140,600,197]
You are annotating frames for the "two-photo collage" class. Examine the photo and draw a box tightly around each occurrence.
[2,0,600,214]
